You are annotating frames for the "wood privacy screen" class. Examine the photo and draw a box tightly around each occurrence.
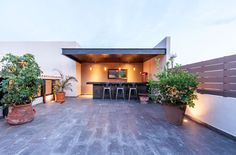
[181,54,236,98]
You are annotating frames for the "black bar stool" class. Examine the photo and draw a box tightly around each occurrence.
[116,82,125,100]
[128,83,138,101]
[103,83,112,99]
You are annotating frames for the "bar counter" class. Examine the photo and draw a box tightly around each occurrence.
[86,82,148,99]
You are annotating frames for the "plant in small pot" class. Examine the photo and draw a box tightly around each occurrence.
[138,93,149,104]
[0,53,42,125]
[53,70,77,103]
[153,57,199,125]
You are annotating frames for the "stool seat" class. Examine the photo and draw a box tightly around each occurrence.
[104,87,111,89]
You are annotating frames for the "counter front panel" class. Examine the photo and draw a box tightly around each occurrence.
[87,82,148,99]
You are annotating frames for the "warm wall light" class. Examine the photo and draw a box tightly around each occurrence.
[133,67,136,71]
[118,67,121,71]
[89,66,93,71]
[104,67,107,71]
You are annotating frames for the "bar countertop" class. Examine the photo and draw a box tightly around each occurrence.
[86,82,147,85]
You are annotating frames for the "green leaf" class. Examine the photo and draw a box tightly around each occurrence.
[0,53,42,105]
[53,70,77,93]
[148,57,199,107]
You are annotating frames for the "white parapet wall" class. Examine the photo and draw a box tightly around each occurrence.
[186,93,236,137]
[32,97,43,106]
[0,41,80,97]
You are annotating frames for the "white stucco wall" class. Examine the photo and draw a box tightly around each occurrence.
[154,36,171,64]
[0,41,80,97]
[143,37,171,80]
[76,63,82,95]
[32,97,43,106]
[186,93,236,137]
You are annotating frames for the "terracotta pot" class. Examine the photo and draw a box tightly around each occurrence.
[139,96,149,104]
[56,92,65,103]
[163,105,186,125]
[6,103,36,125]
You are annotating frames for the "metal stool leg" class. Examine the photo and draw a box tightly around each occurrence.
[128,89,131,101]
[116,88,124,100]
[103,89,105,99]
[109,89,112,100]
[116,89,118,100]
[122,89,125,100]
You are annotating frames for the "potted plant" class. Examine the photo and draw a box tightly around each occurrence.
[53,70,77,103]
[0,53,42,125]
[150,57,199,125]
[138,93,149,104]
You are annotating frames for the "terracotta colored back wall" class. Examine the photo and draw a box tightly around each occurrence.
[80,63,143,95]
[143,55,166,80]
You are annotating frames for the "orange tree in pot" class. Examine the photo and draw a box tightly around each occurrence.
[148,56,199,125]
[0,53,42,125]
[53,70,77,103]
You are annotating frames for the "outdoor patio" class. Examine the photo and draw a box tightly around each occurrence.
[0,96,236,155]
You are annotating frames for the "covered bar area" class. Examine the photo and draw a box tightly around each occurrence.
[62,37,169,99]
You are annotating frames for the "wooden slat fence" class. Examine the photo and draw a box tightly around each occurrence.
[181,54,236,98]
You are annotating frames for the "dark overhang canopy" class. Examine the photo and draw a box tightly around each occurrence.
[62,48,166,63]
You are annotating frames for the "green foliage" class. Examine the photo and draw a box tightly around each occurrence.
[148,58,162,102]
[148,58,199,108]
[0,53,42,106]
[147,80,162,103]
[53,70,77,93]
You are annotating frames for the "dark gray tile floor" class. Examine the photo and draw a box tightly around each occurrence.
[0,96,236,155]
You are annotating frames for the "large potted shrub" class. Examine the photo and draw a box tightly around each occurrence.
[150,58,199,125]
[0,53,42,125]
[53,70,77,103]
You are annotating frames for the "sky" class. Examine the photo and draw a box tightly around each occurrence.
[0,0,236,65]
